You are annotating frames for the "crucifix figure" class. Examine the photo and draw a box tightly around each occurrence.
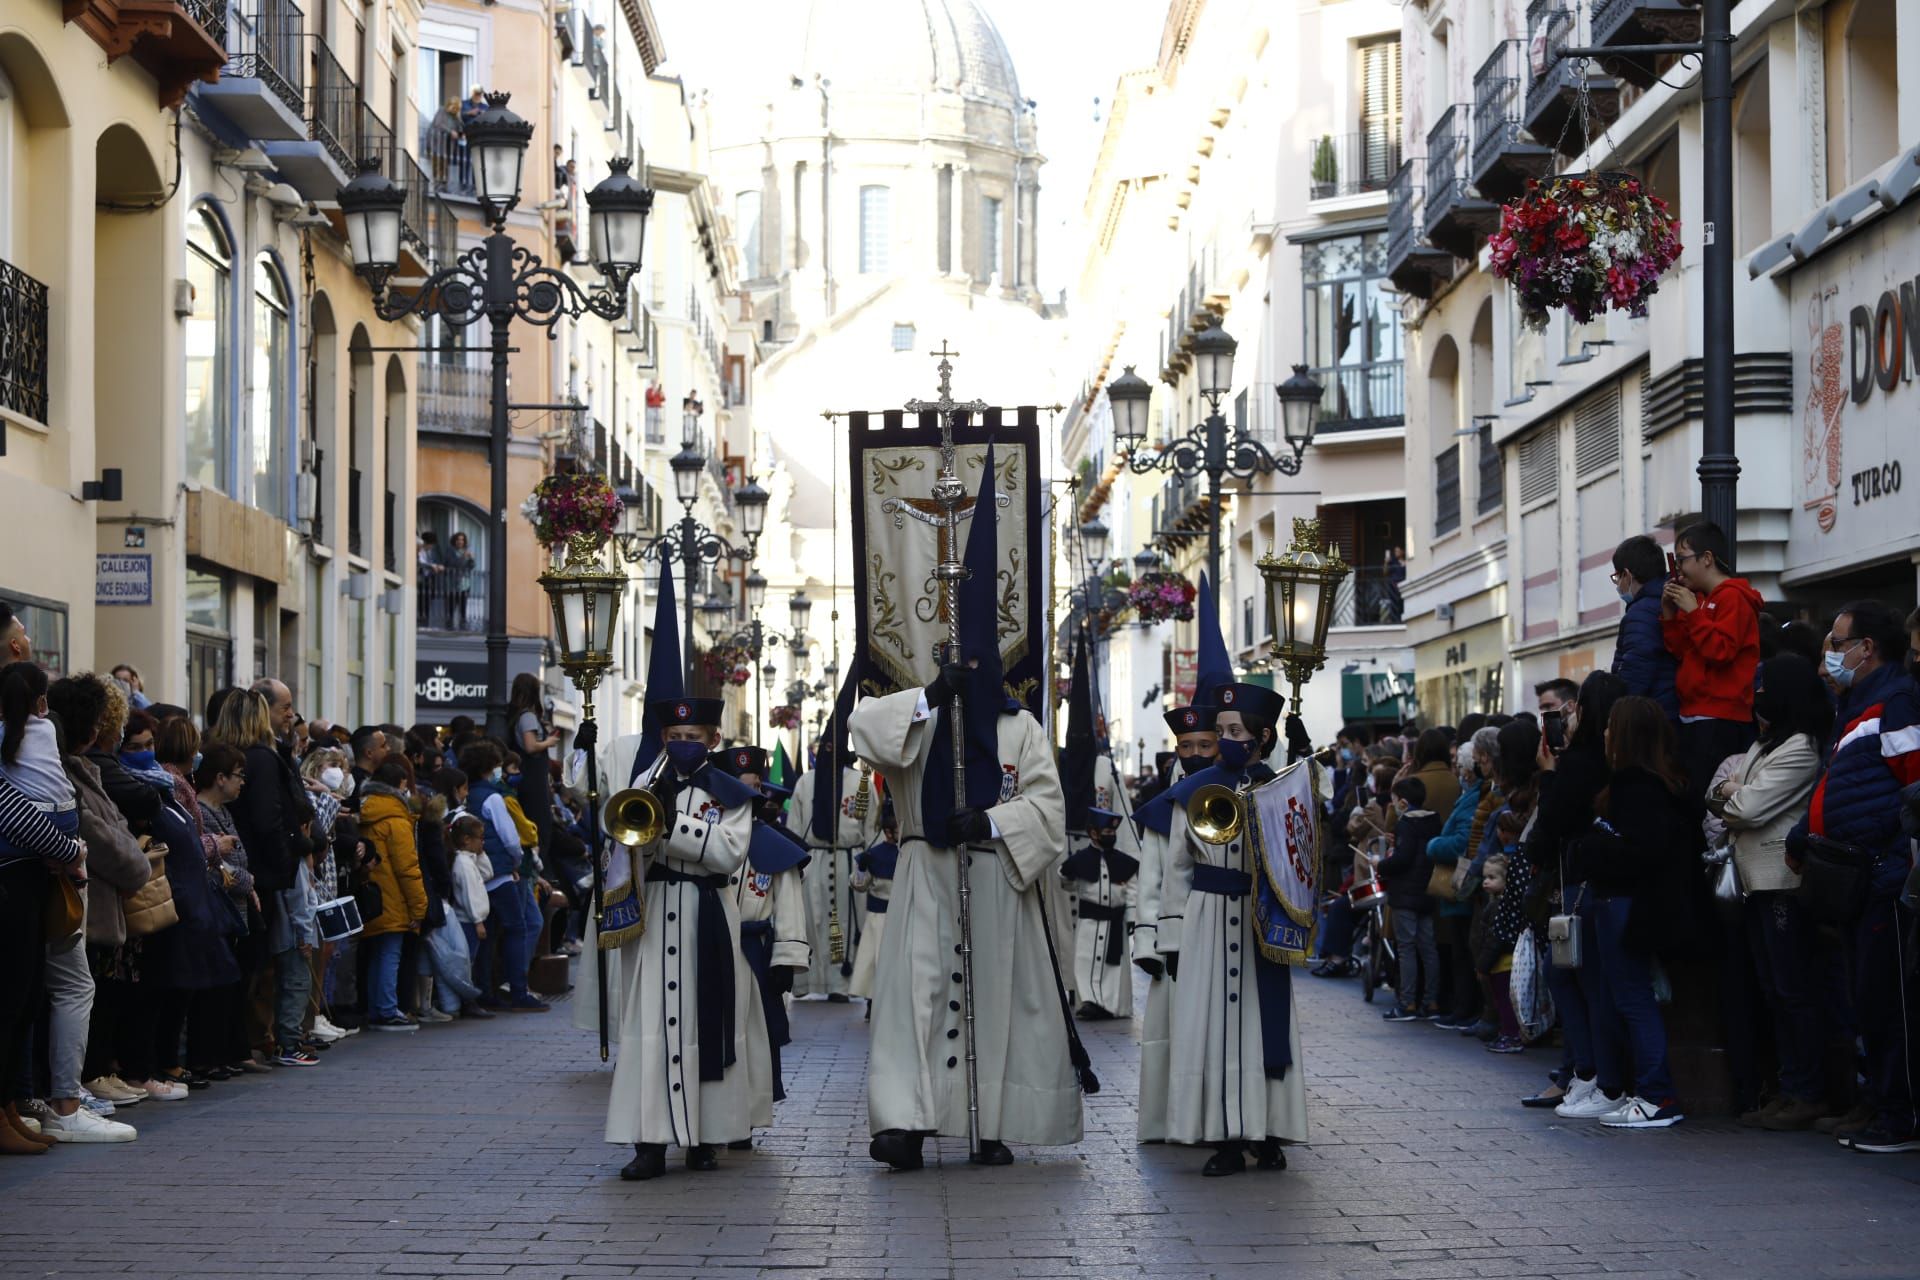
[904,343,991,657]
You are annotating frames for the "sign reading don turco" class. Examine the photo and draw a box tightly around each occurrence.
[1789,215,1920,579]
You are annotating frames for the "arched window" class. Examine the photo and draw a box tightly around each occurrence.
[858,184,890,275]
[185,208,232,491]
[252,254,290,519]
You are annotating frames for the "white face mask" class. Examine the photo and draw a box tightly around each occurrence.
[320,766,345,791]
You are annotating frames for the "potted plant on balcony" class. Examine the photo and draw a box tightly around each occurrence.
[1127,570,1197,624]
[769,704,802,730]
[524,472,623,562]
[700,644,753,687]
[1488,172,1682,331]
[1311,135,1339,199]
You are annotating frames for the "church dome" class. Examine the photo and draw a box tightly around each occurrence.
[799,0,1022,112]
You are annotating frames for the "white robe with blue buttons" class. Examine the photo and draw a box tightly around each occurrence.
[849,688,1082,1147]
[786,764,879,996]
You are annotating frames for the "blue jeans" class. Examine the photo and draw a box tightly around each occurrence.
[1592,894,1675,1104]
[485,880,540,1001]
[1544,886,1626,1092]
[367,933,405,1020]
[419,924,480,1012]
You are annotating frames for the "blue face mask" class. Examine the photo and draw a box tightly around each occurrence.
[1823,648,1857,689]
[121,748,157,769]
[1338,746,1355,764]
[1216,737,1254,770]
[1617,587,1635,605]
[664,740,709,774]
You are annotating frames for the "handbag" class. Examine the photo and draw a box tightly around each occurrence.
[1704,841,1744,905]
[43,874,84,941]
[1424,862,1457,902]
[122,843,178,936]
[1798,834,1873,926]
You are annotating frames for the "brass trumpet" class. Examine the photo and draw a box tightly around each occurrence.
[1187,782,1247,846]
[602,787,667,848]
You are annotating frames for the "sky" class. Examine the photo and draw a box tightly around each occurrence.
[651,0,1168,300]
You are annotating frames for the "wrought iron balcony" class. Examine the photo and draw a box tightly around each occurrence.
[201,0,304,140]
[1524,0,1621,156]
[418,565,488,633]
[418,358,488,436]
[1306,129,1403,201]
[1311,361,1404,431]
[262,35,352,196]
[418,119,475,201]
[1472,40,1554,202]
[1385,160,1453,300]
[0,259,50,428]
[1422,105,1499,259]
[1590,0,1702,89]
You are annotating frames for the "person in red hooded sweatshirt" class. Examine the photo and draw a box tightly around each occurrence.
[1659,520,1764,805]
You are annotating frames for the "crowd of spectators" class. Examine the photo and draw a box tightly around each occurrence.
[1307,522,1920,1148]
[0,607,594,1151]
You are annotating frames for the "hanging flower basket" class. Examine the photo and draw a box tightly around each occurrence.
[1488,172,1682,332]
[769,704,802,730]
[525,472,623,548]
[701,644,753,686]
[1127,570,1197,624]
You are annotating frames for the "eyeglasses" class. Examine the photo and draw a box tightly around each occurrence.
[1825,634,1864,653]
[1674,550,1706,565]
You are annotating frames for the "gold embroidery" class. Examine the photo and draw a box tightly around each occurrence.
[870,454,927,495]
[868,554,912,660]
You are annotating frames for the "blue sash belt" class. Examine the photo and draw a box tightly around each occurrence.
[1187,861,1293,1080]
[646,863,736,1082]
[1075,898,1128,965]
[735,919,787,1100]
[865,893,887,915]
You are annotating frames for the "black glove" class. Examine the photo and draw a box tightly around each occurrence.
[1134,957,1164,980]
[771,967,795,997]
[947,806,993,847]
[574,719,598,753]
[1163,953,1179,982]
[1285,712,1313,762]
[924,662,969,709]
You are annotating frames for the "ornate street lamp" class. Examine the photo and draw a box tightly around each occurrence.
[1106,365,1153,450]
[1275,363,1325,455]
[1080,517,1110,568]
[744,568,768,613]
[788,589,813,639]
[1258,516,1352,711]
[337,89,651,738]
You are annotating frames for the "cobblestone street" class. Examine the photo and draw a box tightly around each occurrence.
[7,969,1919,1280]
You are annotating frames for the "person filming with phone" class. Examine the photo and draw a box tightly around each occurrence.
[1658,520,1762,802]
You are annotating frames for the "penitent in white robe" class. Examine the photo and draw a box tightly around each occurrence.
[591,740,772,1149]
[1160,797,1308,1146]
[849,688,1082,1147]
[1132,819,1173,1142]
[848,843,894,998]
[1064,838,1136,1018]
[787,765,880,997]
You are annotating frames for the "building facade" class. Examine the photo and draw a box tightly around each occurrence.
[1390,0,1920,721]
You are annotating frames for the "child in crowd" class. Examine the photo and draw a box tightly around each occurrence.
[0,662,79,841]
[1480,808,1535,1054]
[448,813,492,1016]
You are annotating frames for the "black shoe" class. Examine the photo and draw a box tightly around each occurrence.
[1201,1144,1247,1177]
[1382,1005,1420,1023]
[619,1143,666,1181]
[869,1129,925,1171]
[199,1065,236,1081]
[1255,1137,1286,1171]
[460,1002,497,1020]
[1311,960,1352,979]
[971,1139,1013,1166]
[1076,1002,1114,1021]
[827,992,852,1003]
[727,1138,753,1151]
[684,1143,718,1171]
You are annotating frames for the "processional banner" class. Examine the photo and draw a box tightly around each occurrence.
[846,405,1046,715]
[1247,759,1321,966]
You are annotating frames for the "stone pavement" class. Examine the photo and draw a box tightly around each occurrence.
[6,968,1920,1280]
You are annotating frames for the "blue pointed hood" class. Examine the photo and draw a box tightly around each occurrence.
[630,556,682,783]
[1061,630,1096,833]
[1193,569,1231,710]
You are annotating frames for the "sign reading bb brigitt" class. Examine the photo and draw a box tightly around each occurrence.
[1789,215,1920,578]
[96,554,152,606]
[415,660,490,710]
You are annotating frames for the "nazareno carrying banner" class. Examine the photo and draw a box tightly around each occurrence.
[846,406,1047,715]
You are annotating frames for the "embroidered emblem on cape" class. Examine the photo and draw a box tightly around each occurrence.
[698,800,723,824]
[999,764,1019,803]
[748,870,773,898]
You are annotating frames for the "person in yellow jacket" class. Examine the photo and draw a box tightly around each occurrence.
[359,760,429,1032]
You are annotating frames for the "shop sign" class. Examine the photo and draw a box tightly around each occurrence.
[1791,218,1920,573]
[416,660,490,708]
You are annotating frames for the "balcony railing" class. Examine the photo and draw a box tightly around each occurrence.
[1385,160,1453,300]
[0,259,50,426]
[398,149,432,256]
[1311,362,1405,430]
[220,0,303,116]
[1423,104,1499,259]
[1472,40,1554,202]
[418,119,475,199]
[358,101,393,171]
[418,565,487,633]
[1591,0,1701,89]
[305,37,354,174]
[418,358,488,434]
[1307,129,1403,201]
[1330,566,1406,628]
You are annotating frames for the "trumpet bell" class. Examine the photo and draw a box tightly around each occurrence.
[602,787,666,847]
[1187,782,1246,846]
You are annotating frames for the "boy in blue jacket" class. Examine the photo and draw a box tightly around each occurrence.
[1608,535,1679,721]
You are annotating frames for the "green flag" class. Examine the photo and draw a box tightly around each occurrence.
[770,740,793,787]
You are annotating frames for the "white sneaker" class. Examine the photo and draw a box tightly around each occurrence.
[1599,1096,1684,1129]
[1555,1079,1620,1119]
[39,1106,137,1143]
[132,1078,189,1102]
[313,1015,358,1039]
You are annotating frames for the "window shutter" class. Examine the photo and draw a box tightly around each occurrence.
[1573,383,1621,478]
[1476,423,1503,515]
[1315,504,1360,564]
[1517,427,1559,505]
[1435,444,1461,535]
[1360,38,1402,186]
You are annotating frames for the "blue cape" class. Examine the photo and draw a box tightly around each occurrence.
[748,820,811,875]
[1132,759,1276,836]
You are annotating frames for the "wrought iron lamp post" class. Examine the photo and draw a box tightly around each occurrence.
[1106,320,1325,589]
[337,91,652,738]
[1257,516,1352,714]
